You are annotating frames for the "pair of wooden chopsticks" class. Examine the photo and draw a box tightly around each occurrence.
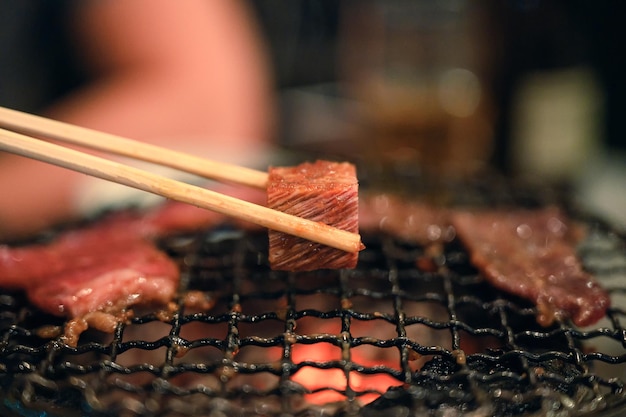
[0,106,363,253]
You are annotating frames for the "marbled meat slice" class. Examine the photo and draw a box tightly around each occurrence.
[0,192,252,345]
[0,184,262,289]
[450,207,610,327]
[0,214,146,289]
[0,222,181,345]
[27,239,179,318]
[267,160,359,271]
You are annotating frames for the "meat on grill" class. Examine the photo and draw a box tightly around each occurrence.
[267,160,359,271]
[0,224,179,345]
[0,177,610,350]
[450,207,610,327]
[26,239,179,318]
[0,188,259,345]
[358,194,609,327]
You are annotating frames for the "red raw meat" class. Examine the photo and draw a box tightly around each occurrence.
[0,203,216,288]
[0,226,180,345]
[267,160,359,271]
[0,183,264,287]
[0,187,260,345]
[27,239,179,318]
[451,207,610,327]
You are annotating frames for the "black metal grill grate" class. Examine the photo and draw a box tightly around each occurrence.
[1,180,626,416]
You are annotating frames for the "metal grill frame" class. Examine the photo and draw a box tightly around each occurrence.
[1,179,626,417]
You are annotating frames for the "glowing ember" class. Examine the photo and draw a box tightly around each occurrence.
[289,341,403,405]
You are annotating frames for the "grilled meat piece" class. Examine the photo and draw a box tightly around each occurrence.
[267,160,359,271]
[358,193,610,327]
[451,207,610,327]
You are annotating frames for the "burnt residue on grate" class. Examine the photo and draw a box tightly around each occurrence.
[1,216,626,417]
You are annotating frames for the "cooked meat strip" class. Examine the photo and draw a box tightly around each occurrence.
[267,160,359,271]
[450,207,610,327]
[358,193,609,326]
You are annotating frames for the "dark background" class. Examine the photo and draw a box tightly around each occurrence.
[251,0,626,167]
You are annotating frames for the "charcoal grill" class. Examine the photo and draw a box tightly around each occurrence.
[1,172,626,417]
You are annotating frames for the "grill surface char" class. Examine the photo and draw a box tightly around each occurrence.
[1,179,626,417]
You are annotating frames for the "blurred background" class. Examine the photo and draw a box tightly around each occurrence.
[0,0,624,233]
[250,0,625,229]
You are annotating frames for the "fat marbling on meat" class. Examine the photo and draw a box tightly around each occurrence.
[267,160,359,271]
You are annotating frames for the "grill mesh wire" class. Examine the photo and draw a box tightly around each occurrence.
[1,177,626,416]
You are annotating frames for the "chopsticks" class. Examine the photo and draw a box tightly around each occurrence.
[0,106,269,189]
[0,108,363,254]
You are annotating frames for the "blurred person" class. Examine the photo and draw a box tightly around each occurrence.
[0,0,276,240]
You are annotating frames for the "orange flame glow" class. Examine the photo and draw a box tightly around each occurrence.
[286,321,405,406]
